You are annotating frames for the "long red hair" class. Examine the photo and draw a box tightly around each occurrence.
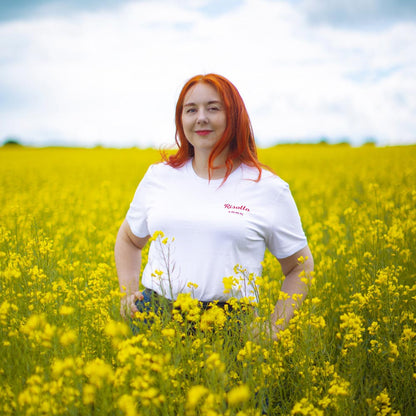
[164,74,265,182]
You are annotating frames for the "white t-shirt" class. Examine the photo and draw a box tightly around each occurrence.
[126,159,307,301]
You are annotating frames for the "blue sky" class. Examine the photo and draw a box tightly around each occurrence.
[0,0,415,148]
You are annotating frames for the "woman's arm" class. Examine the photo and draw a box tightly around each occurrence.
[270,244,314,336]
[114,220,150,319]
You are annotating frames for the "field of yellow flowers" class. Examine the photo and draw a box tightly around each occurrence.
[1,144,415,415]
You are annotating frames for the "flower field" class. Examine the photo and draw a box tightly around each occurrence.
[1,144,415,415]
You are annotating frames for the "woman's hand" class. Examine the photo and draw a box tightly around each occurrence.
[268,322,283,341]
[120,291,144,319]
[115,220,150,320]
[250,311,283,341]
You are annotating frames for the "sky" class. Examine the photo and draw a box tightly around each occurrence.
[0,0,415,148]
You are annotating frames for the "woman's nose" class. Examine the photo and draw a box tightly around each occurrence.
[196,109,208,123]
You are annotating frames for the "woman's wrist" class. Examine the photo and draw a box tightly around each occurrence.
[271,316,285,333]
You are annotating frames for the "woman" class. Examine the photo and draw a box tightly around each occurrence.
[115,73,314,338]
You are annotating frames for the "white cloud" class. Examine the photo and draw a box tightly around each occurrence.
[300,0,416,26]
[0,0,415,147]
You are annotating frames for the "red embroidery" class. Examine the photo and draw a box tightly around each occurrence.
[224,203,250,216]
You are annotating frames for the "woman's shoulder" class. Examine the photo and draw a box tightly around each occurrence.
[139,160,192,188]
[240,164,288,189]
[145,160,188,177]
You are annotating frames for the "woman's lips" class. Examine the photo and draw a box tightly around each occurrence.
[195,130,212,136]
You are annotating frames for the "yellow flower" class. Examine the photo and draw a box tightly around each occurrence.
[318,396,332,409]
[117,394,139,416]
[338,312,365,354]
[205,352,225,372]
[84,358,114,388]
[59,329,77,346]
[51,357,76,378]
[105,319,129,338]
[400,327,416,343]
[82,384,96,406]
[20,314,56,348]
[297,255,308,264]
[328,375,350,397]
[200,305,226,331]
[161,328,175,338]
[368,321,379,335]
[388,341,399,362]
[187,281,199,289]
[151,230,164,241]
[227,384,251,406]
[291,397,323,415]
[173,293,201,322]
[59,305,75,315]
[187,385,209,409]
[366,388,400,416]
[0,300,12,325]
[223,275,238,294]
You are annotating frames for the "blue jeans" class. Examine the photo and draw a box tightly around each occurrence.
[130,289,172,334]
[130,288,239,334]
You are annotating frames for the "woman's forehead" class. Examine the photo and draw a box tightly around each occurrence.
[184,82,222,104]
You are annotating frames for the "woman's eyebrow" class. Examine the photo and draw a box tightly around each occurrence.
[183,100,223,107]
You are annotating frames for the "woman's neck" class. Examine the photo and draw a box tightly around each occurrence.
[192,151,237,180]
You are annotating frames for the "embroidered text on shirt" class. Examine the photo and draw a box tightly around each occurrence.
[224,203,250,216]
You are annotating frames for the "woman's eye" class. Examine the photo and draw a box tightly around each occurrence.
[208,107,219,111]
[186,108,196,113]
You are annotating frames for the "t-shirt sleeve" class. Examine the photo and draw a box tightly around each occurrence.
[266,181,308,259]
[125,165,154,238]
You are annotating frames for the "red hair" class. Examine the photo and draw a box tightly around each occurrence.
[164,74,265,182]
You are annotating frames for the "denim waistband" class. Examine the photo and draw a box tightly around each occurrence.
[143,288,230,310]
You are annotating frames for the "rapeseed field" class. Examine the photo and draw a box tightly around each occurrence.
[1,144,415,415]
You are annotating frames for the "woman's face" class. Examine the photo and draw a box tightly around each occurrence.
[181,82,227,156]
